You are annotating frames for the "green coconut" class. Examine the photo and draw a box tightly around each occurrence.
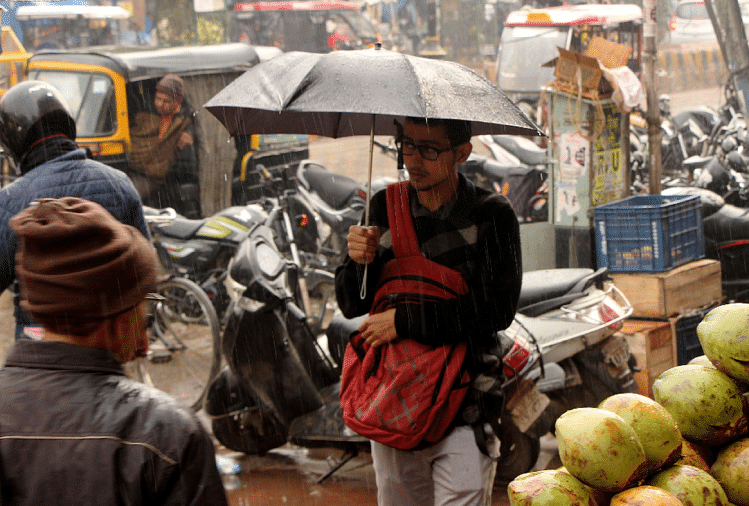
[652,365,748,446]
[710,438,749,506]
[555,407,647,493]
[697,303,749,384]
[675,438,714,473]
[598,393,682,474]
[645,464,730,506]
[688,355,717,369]
[610,485,684,506]
[507,469,600,506]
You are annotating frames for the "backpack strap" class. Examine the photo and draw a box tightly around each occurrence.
[386,181,421,258]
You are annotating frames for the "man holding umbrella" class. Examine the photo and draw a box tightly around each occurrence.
[335,116,523,506]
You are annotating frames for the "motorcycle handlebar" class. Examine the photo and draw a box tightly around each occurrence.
[143,206,177,223]
[286,299,307,322]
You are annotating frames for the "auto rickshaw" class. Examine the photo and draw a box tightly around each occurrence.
[23,43,309,216]
[0,26,32,185]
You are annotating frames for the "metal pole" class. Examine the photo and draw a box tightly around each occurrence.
[643,0,661,194]
[706,0,749,118]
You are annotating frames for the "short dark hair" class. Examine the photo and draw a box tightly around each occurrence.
[405,117,472,147]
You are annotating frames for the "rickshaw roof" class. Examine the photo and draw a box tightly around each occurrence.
[27,43,262,82]
[234,1,361,12]
[505,4,643,27]
[16,5,131,20]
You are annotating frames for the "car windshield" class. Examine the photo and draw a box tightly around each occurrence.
[497,26,569,95]
[26,69,116,138]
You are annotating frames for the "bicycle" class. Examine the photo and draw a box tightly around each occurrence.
[129,276,222,411]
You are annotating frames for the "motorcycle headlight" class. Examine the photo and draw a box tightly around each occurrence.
[255,241,284,278]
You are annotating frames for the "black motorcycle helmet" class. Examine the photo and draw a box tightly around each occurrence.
[0,81,76,166]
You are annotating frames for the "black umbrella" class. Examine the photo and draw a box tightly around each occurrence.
[204,46,542,139]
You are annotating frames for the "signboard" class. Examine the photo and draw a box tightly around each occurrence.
[194,0,223,13]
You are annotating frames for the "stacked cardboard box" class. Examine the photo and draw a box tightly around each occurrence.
[618,320,675,397]
[610,259,722,319]
[611,259,723,397]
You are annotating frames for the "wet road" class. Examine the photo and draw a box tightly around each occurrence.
[216,435,562,506]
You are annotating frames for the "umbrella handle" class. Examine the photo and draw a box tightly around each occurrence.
[360,115,376,300]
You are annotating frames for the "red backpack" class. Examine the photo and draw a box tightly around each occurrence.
[339,181,473,450]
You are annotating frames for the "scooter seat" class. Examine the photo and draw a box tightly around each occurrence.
[302,164,361,210]
[705,204,749,245]
[519,268,595,309]
[491,135,546,166]
[683,155,712,172]
[153,218,207,240]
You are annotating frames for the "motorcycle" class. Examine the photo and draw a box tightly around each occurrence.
[294,158,396,271]
[663,186,749,302]
[206,216,636,483]
[143,163,332,323]
[692,138,749,207]
[475,134,548,223]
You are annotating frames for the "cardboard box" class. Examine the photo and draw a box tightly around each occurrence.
[553,36,632,98]
[618,319,675,397]
[611,259,722,318]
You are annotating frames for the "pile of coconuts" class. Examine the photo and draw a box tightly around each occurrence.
[507,302,749,506]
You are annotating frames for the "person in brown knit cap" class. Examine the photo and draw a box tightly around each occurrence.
[128,73,201,218]
[0,197,228,506]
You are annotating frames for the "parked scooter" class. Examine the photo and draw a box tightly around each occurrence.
[663,186,749,302]
[203,216,368,481]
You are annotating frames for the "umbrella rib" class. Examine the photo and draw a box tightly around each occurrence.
[402,55,427,118]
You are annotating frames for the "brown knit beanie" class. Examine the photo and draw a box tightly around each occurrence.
[11,197,157,334]
[156,73,185,101]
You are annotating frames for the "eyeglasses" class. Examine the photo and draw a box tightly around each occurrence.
[400,140,453,161]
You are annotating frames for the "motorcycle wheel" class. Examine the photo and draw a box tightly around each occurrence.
[494,425,541,484]
[133,277,222,411]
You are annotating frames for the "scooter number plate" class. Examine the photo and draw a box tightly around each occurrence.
[507,381,550,434]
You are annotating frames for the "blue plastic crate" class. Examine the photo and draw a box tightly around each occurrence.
[593,194,704,272]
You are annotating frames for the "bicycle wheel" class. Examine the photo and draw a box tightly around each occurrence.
[136,276,222,411]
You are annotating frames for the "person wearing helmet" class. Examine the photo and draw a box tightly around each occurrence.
[0,80,149,341]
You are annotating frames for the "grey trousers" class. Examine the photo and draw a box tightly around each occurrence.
[371,426,496,506]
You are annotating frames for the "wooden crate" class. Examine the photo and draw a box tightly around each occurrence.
[611,259,722,318]
[618,319,676,398]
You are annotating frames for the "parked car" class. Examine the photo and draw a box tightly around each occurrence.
[668,0,749,44]
[668,0,715,44]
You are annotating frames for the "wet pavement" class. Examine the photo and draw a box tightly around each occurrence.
[215,434,562,506]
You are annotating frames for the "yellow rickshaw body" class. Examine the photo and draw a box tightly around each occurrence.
[23,44,303,213]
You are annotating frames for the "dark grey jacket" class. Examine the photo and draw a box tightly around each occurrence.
[0,340,228,506]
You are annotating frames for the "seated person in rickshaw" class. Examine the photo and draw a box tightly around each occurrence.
[127,74,201,218]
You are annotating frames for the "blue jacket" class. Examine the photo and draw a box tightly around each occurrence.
[0,148,148,336]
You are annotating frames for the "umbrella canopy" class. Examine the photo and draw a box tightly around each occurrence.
[204,47,543,139]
